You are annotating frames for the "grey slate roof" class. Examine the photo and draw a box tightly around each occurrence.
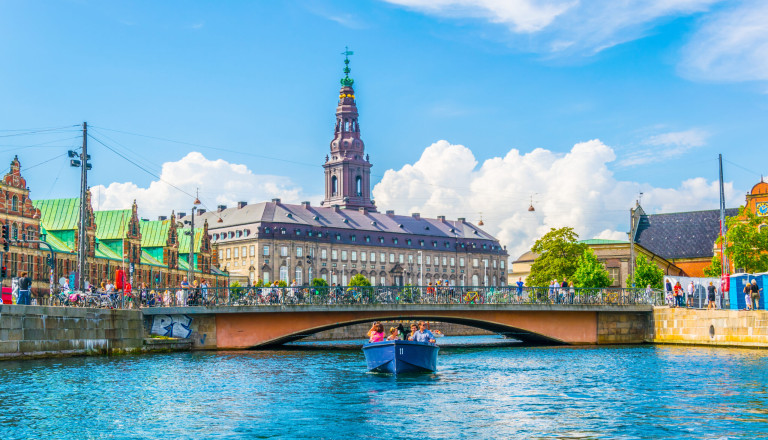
[181,201,502,248]
[634,208,738,260]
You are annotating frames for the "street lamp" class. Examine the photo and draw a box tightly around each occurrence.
[69,122,92,291]
[343,264,347,286]
[183,194,202,285]
[418,250,423,287]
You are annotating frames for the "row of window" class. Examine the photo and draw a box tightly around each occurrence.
[219,245,506,270]
[213,226,501,252]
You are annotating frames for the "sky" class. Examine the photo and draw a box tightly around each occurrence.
[1,0,766,258]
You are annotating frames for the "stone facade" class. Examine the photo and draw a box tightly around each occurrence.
[597,311,652,344]
[653,307,768,347]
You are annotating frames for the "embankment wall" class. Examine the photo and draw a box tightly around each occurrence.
[653,307,768,348]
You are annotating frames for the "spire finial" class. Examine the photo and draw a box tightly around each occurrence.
[340,46,354,87]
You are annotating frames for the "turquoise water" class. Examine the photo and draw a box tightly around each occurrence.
[1,337,767,439]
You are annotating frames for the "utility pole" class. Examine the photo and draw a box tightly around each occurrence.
[72,122,91,291]
[719,154,729,276]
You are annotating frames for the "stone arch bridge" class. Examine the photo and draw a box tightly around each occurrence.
[143,304,653,349]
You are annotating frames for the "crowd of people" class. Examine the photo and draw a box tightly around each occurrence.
[367,321,439,344]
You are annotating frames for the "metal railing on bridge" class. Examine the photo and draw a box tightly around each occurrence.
[48,285,663,309]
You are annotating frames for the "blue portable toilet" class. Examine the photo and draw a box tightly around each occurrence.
[730,273,765,310]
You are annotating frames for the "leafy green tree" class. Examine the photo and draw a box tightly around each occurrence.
[528,227,587,287]
[277,280,287,288]
[633,254,664,289]
[721,207,768,273]
[572,249,612,288]
[230,280,243,296]
[253,279,264,288]
[702,255,722,278]
[348,274,371,287]
[311,278,328,287]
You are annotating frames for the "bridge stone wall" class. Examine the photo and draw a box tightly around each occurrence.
[653,307,768,347]
[597,312,652,344]
[0,305,144,360]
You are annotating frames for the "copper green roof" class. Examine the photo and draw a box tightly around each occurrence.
[140,219,170,247]
[34,198,81,231]
[140,250,165,267]
[42,230,76,253]
[178,227,204,253]
[94,209,131,240]
[580,239,628,245]
[95,242,123,261]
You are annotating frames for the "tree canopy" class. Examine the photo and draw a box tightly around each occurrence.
[528,227,587,287]
[721,206,768,273]
[348,274,371,287]
[572,249,612,288]
[311,278,328,287]
[633,254,664,289]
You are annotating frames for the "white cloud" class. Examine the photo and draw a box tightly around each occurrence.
[680,0,768,82]
[373,139,737,259]
[383,0,721,54]
[619,128,709,166]
[90,152,315,219]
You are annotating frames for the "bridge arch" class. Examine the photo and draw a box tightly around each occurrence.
[212,309,601,348]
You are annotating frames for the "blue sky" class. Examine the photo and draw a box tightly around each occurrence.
[1,0,766,256]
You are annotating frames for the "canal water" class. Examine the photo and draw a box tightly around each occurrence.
[1,336,767,439]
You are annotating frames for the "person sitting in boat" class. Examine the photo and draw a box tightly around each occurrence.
[407,323,418,341]
[411,321,436,344]
[368,322,385,343]
[397,323,407,340]
[386,327,400,341]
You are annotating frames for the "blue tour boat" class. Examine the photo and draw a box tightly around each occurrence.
[362,340,439,373]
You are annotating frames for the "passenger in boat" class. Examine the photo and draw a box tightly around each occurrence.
[368,322,385,343]
[386,327,400,341]
[411,321,436,344]
[397,323,407,340]
[407,323,418,341]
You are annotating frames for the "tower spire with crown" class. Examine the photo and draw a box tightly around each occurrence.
[322,47,375,211]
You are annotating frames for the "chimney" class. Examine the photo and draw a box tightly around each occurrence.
[272,198,281,204]
[237,201,247,209]
[178,212,187,218]
[386,210,395,217]
[358,207,367,214]
[412,213,420,220]
[197,209,206,214]
[437,215,446,222]
[332,204,340,212]
[217,205,227,212]
[302,201,311,208]
[458,217,466,222]
[158,215,167,221]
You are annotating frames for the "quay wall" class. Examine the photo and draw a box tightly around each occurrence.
[0,304,144,360]
[652,307,768,348]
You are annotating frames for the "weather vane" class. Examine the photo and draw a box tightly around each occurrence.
[340,46,354,87]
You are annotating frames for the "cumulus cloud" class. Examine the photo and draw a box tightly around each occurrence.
[373,139,737,259]
[382,0,721,54]
[90,152,315,219]
[679,0,768,82]
[619,128,710,166]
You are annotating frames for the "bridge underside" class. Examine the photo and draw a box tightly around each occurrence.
[214,310,602,348]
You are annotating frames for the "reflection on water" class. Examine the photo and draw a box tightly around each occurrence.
[1,338,768,439]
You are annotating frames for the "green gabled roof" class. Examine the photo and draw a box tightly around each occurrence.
[140,219,170,247]
[140,250,165,267]
[178,227,204,253]
[34,198,81,231]
[94,209,131,240]
[95,242,123,261]
[42,229,76,253]
[178,258,190,271]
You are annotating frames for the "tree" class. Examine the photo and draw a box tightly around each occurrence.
[253,279,264,288]
[277,280,287,288]
[348,274,371,287]
[722,207,768,273]
[633,254,664,289]
[311,278,328,287]
[702,255,722,278]
[572,249,612,288]
[230,280,243,296]
[527,227,587,287]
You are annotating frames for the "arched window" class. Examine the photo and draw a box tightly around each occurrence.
[279,265,288,283]
[471,274,479,286]
[295,266,303,285]
[307,266,313,282]
[11,196,18,211]
[331,176,338,196]
[355,176,362,196]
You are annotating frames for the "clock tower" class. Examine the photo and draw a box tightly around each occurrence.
[321,49,376,212]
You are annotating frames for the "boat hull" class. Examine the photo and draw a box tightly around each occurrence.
[362,340,439,373]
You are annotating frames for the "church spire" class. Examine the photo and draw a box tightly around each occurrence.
[322,48,376,212]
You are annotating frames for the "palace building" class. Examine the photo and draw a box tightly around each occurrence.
[185,56,508,286]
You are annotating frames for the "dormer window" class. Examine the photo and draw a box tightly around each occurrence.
[264,227,271,234]
[280,228,286,235]
[407,239,412,245]
[379,237,384,244]
[365,236,371,243]
[393,238,398,244]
